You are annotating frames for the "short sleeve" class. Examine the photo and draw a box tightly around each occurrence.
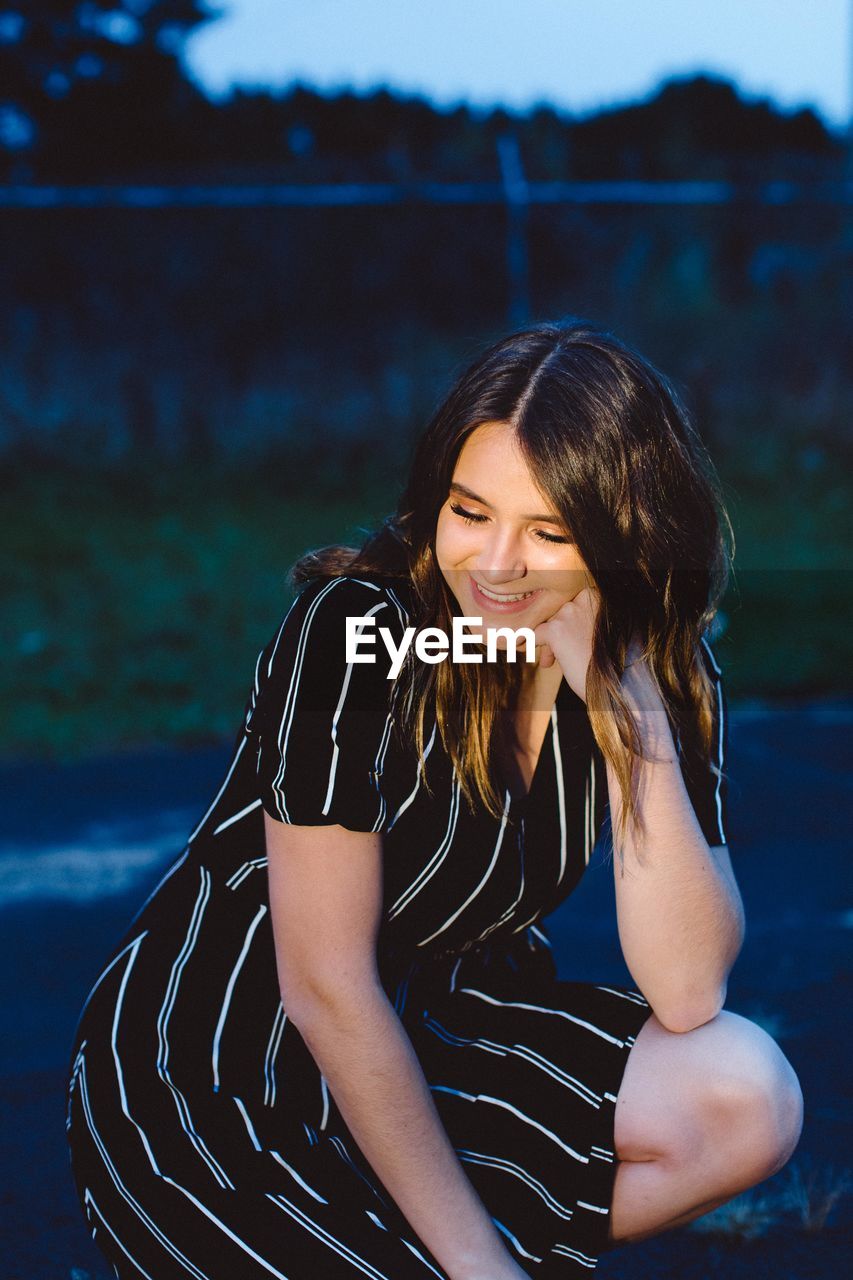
[245,576,405,833]
[677,637,730,848]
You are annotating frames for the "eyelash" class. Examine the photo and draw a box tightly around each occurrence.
[449,502,570,545]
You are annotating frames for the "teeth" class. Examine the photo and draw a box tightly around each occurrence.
[476,582,534,603]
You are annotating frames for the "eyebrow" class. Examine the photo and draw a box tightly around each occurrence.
[449,482,564,525]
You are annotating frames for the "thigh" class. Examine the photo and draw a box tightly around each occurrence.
[612,1008,798,1163]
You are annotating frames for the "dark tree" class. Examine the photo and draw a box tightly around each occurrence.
[570,74,841,182]
[0,1,217,178]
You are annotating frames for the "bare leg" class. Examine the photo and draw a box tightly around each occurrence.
[605,1009,803,1246]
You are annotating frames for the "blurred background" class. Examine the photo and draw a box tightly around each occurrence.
[1,3,851,1277]
[0,0,851,758]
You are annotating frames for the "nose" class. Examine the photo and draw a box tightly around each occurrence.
[476,526,527,584]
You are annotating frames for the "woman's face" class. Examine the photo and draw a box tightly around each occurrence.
[434,421,591,644]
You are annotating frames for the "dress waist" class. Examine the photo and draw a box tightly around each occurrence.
[378,925,558,1009]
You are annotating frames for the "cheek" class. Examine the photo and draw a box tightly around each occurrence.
[552,557,589,592]
[537,567,588,611]
[433,512,451,564]
[435,512,475,567]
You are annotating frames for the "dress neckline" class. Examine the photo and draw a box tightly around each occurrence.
[505,677,567,811]
[377,575,568,813]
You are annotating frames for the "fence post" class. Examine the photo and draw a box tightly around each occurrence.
[497,134,530,327]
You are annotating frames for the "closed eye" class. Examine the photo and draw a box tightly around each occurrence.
[449,502,570,544]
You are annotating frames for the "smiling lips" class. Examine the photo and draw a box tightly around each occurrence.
[469,575,542,613]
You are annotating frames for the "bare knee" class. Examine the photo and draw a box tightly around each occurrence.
[704,1013,804,1182]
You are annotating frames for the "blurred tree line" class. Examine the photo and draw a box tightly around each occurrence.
[0,0,848,476]
[0,1,843,183]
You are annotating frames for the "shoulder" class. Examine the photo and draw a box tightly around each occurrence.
[257,574,413,697]
[292,573,413,635]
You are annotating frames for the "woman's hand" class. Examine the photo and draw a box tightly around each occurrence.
[533,585,599,701]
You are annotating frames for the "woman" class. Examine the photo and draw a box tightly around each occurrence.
[66,321,803,1280]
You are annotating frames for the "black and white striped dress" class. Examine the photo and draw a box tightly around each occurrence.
[66,573,729,1279]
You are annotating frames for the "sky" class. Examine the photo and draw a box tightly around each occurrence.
[185,0,850,131]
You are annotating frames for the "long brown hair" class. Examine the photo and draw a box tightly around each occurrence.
[291,321,733,850]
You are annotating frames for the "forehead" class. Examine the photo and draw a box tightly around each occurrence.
[454,421,539,483]
[451,422,558,515]
[453,421,528,474]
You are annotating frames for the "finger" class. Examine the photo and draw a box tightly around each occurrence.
[538,643,555,669]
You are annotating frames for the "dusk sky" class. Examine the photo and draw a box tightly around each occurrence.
[186,0,849,130]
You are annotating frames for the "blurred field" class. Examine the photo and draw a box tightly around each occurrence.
[1,203,848,464]
[2,191,850,762]
[2,444,850,761]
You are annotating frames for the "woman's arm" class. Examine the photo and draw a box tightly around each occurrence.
[263,813,528,1280]
[606,664,745,1034]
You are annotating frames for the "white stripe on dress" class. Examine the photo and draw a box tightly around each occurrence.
[422,1017,506,1056]
[76,932,150,1025]
[155,867,234,1189]
[386,720,437,831]
[263,1003,287,1107]
[212,798,262,835]
[321,600,390,817]
[551,707,568,882]
[552,1242,597,1268]
[187,737,248,843]
[423,1017,601,1105]
[269,1151,329,1203]
[266,1192,393,1280]
[84,1189,156,1280]
[368,706,396,832]
[400,1238,447,1279]
[418,790,511,945]
[232,1096,262,1150]
[430,1086,589,1162]
[128,849,190,927]
[329,1134,389,1204]
[270,579,347,820]
[110,934,162,1175]
[264,593,303,679]
[77,1063,212,1280]
[212,904,268,1091]
[701,636,727,844]
[319,1075,330,1131]
[593,985,649,1006]
[505,1043,602,1105]
[457,987,626,1047]
[388,773,461,919]
[472,813,530,944]
[492,1216,543,1262]
[272,578,385,821]
[161,1176,293,1280]
[456,1149,575,1219]
[226,857,267,890]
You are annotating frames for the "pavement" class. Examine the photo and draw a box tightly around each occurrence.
[1,700,851,1279]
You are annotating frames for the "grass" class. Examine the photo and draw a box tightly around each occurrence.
[783,1158,853,1232]
[687,1156,852,1241]
[1,448,850,761]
